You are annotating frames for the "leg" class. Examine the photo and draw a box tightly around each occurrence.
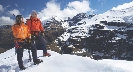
[16,48,23,68]
[42,43,47,54]
[30,40,43,64]
[30,40,37,62]
[37,36,47,54]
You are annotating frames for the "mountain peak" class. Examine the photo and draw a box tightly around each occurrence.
[112,1,133,10]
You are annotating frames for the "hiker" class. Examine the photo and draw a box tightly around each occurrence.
[12,15,43,70]
[26,10,50,56]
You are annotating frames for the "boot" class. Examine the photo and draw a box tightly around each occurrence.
[19,66,26,70]
[34,59,43,65]
[43,53,51,57]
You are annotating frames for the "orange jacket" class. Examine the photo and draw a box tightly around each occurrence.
[26,16,44,34]
[12,23,31,42]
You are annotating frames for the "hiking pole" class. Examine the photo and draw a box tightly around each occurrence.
[27,35,36,62]
[28,49,31,62]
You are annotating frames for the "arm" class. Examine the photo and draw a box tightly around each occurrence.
[12,25,17,38]
[27,27,31,39]
[26,26,31,43]
[26,19,31,33]
[39,21,44,32]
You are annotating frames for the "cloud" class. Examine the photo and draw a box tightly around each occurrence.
[0,16,14,25]
[67,0,92,13]
[0,0,96,25]
[6,5,10,8]
[32,0,96,22]
[15,3,19,7]
[0,5,15,25]
[112,1,133,10]
[0,5,11,12]
[0,5,4,12]
[98,0,106,7]
[6,5,10,9]
[8,9,21,16]
[21,9,24,11]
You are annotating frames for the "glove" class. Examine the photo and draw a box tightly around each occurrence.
[15,42,22,48]
[28,39,31,43]
[41,31,45,38]
[26,38,31,43]
[15,42,19,48]
[31,34,36,40]
[42,32,45,37]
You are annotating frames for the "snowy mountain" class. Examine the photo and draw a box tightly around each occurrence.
[0,48,132,72]
[87,2,133,24]
[43,16,63,25]
[54,1,133,60]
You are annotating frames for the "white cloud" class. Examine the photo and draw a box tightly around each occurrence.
[0,5,4,12]
[0,16,14,25]
[112,1,133,10]
[0,5,10,12]
[68,0,92,12]
[3,5,10,11]
[0,9,20,25]
[8,9,21,16]
[21,9,24,11]
[0,0,96,25]
[0,5,15,25]
[32,0,96,22]
[15,3,18,7]
[98,0,106,7]
[6,5,10,8]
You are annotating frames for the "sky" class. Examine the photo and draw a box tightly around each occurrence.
[0,0,133,25]
[0,48,132,72]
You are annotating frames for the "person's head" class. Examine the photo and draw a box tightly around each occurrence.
[15,15,23,25]
[31,10,37,18]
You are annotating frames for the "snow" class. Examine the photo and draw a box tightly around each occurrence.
[0,48,132,72]
[88,2,133,24]
[58,32,70,41]
[112,1,133,10]
[62,22,70,28]
[40,16,64,25]
[98,59,133,72]
[1,1,133,72]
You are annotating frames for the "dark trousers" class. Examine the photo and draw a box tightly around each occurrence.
[16,42,37,67]
[36,36,47,54]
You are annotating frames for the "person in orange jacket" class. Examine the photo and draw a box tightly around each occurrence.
[26,10,50,56]
[12,15,43,70]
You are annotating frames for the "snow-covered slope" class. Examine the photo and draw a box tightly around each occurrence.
[0,48,132,72]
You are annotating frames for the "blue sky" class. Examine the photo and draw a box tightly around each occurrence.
[0,0,133,25]
[90,0,133,13]
[0,0,132,15]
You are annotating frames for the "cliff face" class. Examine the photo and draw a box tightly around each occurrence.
[0,26,14,49]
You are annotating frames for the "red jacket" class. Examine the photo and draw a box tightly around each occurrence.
[26,16,44,34]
